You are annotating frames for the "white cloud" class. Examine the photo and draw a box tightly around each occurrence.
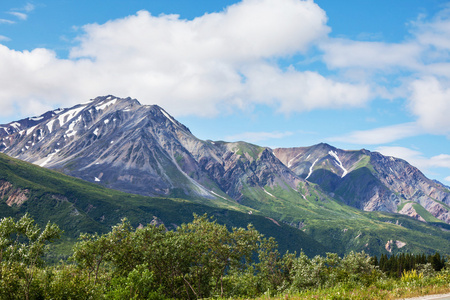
[225,131,293,143]
[328,122,423,145]
[376,146,450,171]
[0,19,15,24]
[408,76,450,135]
[0,35,10,42]
[0,3,34,34]
[319,9,450,76]
[320,39,422,71]
[413,6,450,52]
[0,0,376,119]
[243,63,371,113]
[431,154,450,169]
[317,7,450,139]
[23,3,35,13]
[8,12,27,21]
[71,0,330,62]
[445,176,450,183]
[7,2,35,21]
[1,0,449,140]
[375,146,425,167]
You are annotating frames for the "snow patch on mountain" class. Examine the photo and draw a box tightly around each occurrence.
[10,122,21,130]
[160,109,177,125]
[66,116,82,138]
[39,149,60,167]
[96,99,117,111]
[329,150,347,177]
[287,152,303,168]
[264,189,276,198]
[29,116,44,121]
[46,119,56,133]
[306,158,319,180]
[26,125,37,136]
[58,106,86,127]
[210,190,227,200]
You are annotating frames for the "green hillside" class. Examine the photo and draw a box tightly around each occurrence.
[0,153,327,259]
[0,152,449,259]
[239,179,450,257]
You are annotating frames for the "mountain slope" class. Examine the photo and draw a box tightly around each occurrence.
[0,151,449,258]
[0,96,449,256]
[0,96,301,206]
[0,152,328,258]
[274,143,450,224]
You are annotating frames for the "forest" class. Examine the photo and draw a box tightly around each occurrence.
[0,214,449,300]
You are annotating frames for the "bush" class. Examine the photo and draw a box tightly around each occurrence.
[43,264,102,299]
[106,264,167,300]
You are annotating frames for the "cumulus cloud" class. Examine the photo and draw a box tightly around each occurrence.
[408,76,450,135]
[0,46,86,116]
[2,0,450,143]
[317,7,450,140]
[71,0,329,62]
[0,0,376,119]
[243,63,371,113]
[328,122,423,145]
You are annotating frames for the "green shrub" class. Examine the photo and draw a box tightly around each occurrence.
[40,264,102,299]
[106,264,166,300]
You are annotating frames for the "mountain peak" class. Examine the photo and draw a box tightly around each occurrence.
[1,96,449,226]
[89,95,141,106]
[85,96,191,133]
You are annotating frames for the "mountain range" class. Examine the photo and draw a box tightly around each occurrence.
[0,95,449,256]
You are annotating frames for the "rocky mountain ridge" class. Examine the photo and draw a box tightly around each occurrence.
[0,96,300,205]
[274,144,450,224]
[0,152,330,258]
[1,96,449,226]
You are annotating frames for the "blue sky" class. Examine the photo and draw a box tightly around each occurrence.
[1,0,450,184]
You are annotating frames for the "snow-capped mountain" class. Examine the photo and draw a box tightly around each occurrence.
[1,95,449,225]
[0,96,301,203]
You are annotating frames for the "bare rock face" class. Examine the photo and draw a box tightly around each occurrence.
[398,203,426,222]
[1,95,449,224]
[274,144,450,224]
[385,240,407,253]
[149,216,165,228]
[0,96,301,204]
[0,180,29,206]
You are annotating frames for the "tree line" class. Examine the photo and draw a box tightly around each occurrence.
[373,252,446,277]
[0,214,449,299]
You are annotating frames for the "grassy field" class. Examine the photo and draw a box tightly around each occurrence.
[253,278,450,300]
